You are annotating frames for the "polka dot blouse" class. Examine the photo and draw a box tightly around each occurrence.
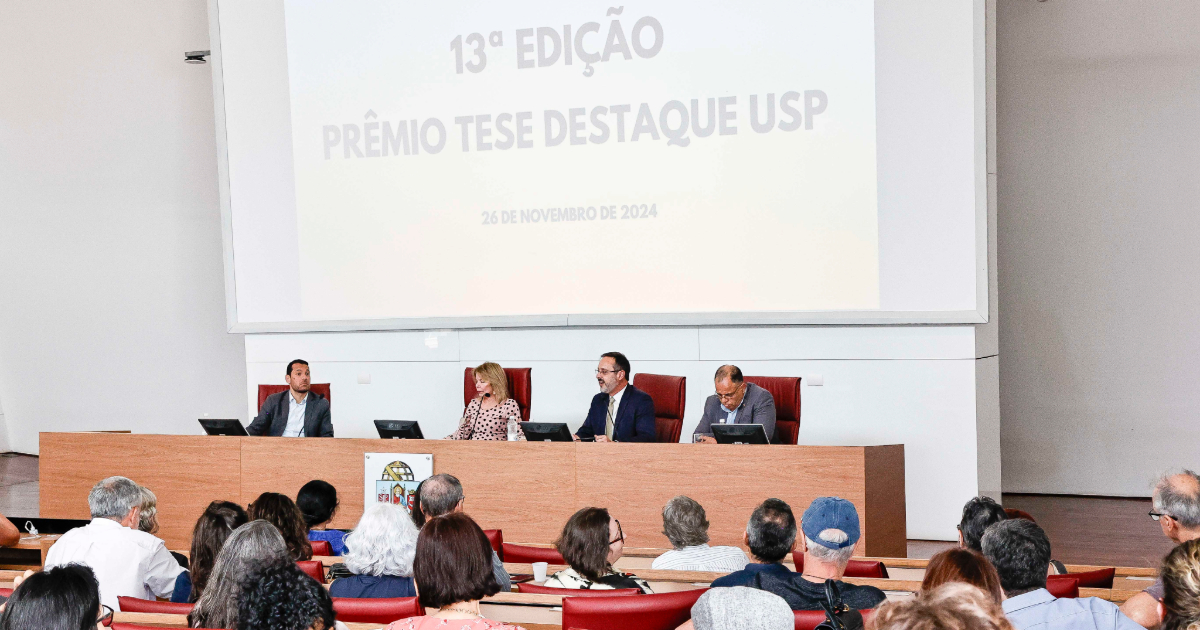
[447,397,526,441]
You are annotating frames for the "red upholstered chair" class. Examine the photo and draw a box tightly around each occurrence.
[791,552,889,578]
[632,373,686,443]
[297,560,326,583]
[1005,508,1037,522]
[1045,576,1080,598]
[117,596,194,614]
[332,596,424,623]
[484,529,504,560]
[1056,567,1115,589]
[502,543,565,565]
[0,588,9,598]
[310,539,334,557]
[464,367,532,421]
[114,625,214,630]
[258,383,331,411]
[562,588,707,630]
[517,583,641,596]
[794,609,875,630]
[743,376,802,445]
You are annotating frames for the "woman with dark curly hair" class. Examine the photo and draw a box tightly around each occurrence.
[249,492,313,561]
[0,564,111,630]
[543,507,651,593]
[297,480,348,556]
[171,500,249,603]
[237,561,339,630]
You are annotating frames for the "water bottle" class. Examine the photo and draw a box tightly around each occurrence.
[507,416,519,441]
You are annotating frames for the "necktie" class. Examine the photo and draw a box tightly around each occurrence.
[605,396,616,440]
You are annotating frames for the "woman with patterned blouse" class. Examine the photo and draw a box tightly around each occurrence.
[447,362,526,441]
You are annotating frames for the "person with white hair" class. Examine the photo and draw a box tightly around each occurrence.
[786,497,886,611]
[1121,470,1200,628]
[43,475,183,609]
[330,503,420,598]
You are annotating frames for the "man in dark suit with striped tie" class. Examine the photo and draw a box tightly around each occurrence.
[574,352,657,443]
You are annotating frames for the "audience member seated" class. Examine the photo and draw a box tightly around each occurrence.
[1157,538,1200,630]
[0,564,112,630]
[416,473,511,591]
[682,587,793,630]
[710,498,798,591]
[250,491,314,561]
[921,548,1004,604]
[652,495,749,572]
[386,512,524,630]
[1121,470,1200,629]
[330,503,419,599]
[238,560,344,630]
[189,520,291,630]
[44,476,183,609]
[449,362,526,441]
[982,519,1140,630]
[544,506,652,593]
[137,486,189,570]
[959,496,1008,552]
[171,500,249,603]
[298,480,348,556]
[0,511,20,548]
[874,582,1016,630]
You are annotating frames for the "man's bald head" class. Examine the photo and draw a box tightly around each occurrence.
[1154,470,1200,531]
[419,473,464,519]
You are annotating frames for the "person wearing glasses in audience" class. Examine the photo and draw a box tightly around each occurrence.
[574,352,656,443]
[1121,470,1200,628]
[693,365,775,444]
[448,362,526,441]
[543,507,652,593]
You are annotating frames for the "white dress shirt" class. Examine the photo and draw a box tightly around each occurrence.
[283,391,308,437]
[651,544,750,572]
[44,517,183,609]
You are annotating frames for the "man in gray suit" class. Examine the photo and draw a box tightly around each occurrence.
[694,365,775,443]
[246,359,334,437]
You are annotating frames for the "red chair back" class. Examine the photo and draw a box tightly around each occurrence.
[310,539,333,557]
[297,560,326,583]
[791,552,889,579]
[518,583,641,596]
[743,376,802,445]
[258,383,331,410]
[332,596,424,623]
[117,596,194,614]
[114,625,221,630]
[0,588,10,598]
[502,542,565,565]
[633,373,686,443]
[562,588,707,630]
[464,367,532,421]
[1056,567,1114,589]
[794,609,875,630]
[1045,576,1080,598]
[1005,508,1037,522]
[484,529,504,560]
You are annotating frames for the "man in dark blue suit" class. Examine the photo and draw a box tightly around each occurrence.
[574,352,657,442]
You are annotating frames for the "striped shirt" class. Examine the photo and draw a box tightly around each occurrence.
[651,545,750,572]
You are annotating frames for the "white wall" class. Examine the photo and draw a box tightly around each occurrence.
[247,326,987,540]
[997,0,1200,494]
[0,0,248,453]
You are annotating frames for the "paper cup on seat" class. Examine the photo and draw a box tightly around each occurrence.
[532,561,548,582]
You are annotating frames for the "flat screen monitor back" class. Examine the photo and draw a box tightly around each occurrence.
[375,420,424,439]
[522,422,572,442]
[712,423,770,445]
[200,419,248,436]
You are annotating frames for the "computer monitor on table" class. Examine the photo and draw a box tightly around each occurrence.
[374,420,424,439]
[522,422,573,442]
[199,419,248,436]
[712,423,770,445]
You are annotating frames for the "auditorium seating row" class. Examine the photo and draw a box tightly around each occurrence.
[259,367,803,444]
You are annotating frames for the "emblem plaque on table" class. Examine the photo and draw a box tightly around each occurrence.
[363,452,432,514]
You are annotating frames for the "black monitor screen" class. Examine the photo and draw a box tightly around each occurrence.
[199,419,247,436]
[711,423,770,445]
[375,420,424,439]
[521,422,573,442]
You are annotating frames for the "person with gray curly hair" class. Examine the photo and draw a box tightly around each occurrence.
[44,475,183,609]
[1121,470,1200,628]
[652,496,748,571]
[330,503,420,598]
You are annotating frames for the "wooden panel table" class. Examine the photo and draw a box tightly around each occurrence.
[40,433,905,556]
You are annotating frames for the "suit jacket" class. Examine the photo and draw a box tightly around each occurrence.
[246,390,334,438]
[695,382,776,441]
[576,384,657,443]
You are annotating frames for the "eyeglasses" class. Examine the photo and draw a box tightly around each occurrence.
[715,385,744,401]
[610,519,625,545]
[1150,511,1169,521]
[595,369,622,376]
[98,604,114,627]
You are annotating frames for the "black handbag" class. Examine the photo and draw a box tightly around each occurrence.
[814,579,864,630]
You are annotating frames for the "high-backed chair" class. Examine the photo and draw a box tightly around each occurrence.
[297,560,326,583]
[632,373,686,443]
[484,529,504,560]
[562,588,707,630]
[795,609,876,630]
[258,383,332,411]
[463,367,532,421]
[501,542,566,564]
[791,552,888,578]
[332,596,424,623]
[743,376,801,445]
[116,596,194,614]
[310,539,334,557]
[517,583,641,596]
[1045,576,1080,598]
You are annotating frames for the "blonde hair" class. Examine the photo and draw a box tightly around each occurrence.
[1162,539,1200,630]
[874,583,1015,630]
[472,362,509,402]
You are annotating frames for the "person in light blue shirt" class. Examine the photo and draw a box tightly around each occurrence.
[982,519,1142,630]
